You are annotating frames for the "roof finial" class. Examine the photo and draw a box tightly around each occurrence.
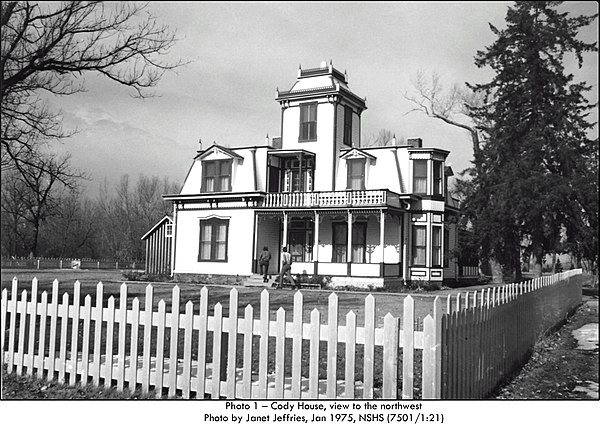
[197,138,202,152]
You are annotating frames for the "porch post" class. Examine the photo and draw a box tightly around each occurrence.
[403,213,409,281]
[380,209,385,277]
[252,212,259,274]
[282,211,288,247]
[299,152,303,191]
[347,210,353,275]
[313,211,320,268]
[170,203,177,277]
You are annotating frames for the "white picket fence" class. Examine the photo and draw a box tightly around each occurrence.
[440,269,583,398]
[1,279,442,399]
[1,270,583,399]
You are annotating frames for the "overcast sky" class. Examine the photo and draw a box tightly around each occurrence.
[51,1,599,196]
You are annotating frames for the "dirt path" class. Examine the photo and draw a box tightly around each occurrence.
[494,295,599,399]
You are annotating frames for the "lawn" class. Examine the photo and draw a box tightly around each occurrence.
[1,268,449,326]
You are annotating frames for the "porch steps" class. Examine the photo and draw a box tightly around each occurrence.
[243,274,273,287]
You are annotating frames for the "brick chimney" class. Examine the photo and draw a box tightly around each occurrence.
[407,137,423,148]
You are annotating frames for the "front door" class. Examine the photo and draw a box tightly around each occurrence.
[288,218,314,262]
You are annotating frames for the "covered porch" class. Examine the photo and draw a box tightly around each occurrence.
[253,207,408,285]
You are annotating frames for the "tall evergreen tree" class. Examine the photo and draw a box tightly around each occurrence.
[460,1,598,279]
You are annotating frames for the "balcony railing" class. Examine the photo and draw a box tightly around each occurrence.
[262,190,387,208]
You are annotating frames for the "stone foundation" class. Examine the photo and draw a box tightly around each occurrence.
[174,273,247,285]
[327,276,405,291]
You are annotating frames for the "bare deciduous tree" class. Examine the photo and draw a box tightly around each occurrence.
[5,150,84,256]
[95,174,178,259]
[363,129,404,147]
[403,70,485,161]
[1,1,185,171]
[40,188,98,258]
[1,169,30,256]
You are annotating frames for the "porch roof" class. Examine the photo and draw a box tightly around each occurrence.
[255,207,403,216]
[267,149,316,158]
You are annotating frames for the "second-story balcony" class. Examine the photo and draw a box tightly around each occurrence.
[262,190,409,209]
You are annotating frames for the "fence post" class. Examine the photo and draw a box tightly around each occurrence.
[37,259,40,269]
[402,295,415,399]
[422,296,443,399]
[382,313,399,399]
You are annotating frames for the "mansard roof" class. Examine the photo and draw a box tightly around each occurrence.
[276,62,367,110]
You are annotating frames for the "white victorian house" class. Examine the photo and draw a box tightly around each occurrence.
[163,63,460,288]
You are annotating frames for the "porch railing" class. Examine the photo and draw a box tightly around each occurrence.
[263,190,387,208]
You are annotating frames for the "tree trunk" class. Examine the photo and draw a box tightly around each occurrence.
[514,250,522,281]
[489,258,504,284]
[531,246,544,277]
[31,217,41,258]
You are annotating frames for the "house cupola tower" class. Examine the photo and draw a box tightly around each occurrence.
[275,61,367,191]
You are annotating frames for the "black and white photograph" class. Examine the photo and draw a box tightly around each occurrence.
[1,1,598,424]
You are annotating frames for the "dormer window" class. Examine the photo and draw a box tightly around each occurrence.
[413,159,428,194]
[340,149,375,191]
[299,103,317,142]
[202,160,232,192]
[347,158,365,190]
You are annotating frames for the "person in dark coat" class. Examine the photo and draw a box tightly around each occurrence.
[258,246,272,283]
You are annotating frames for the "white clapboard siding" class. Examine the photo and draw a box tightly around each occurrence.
[1,270,582,400]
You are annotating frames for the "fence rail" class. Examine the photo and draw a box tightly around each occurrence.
[1,270,583,399]
[1,257,142,270]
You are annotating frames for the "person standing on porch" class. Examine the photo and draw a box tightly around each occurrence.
[258,246,271,283]
[278,246,293,289]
